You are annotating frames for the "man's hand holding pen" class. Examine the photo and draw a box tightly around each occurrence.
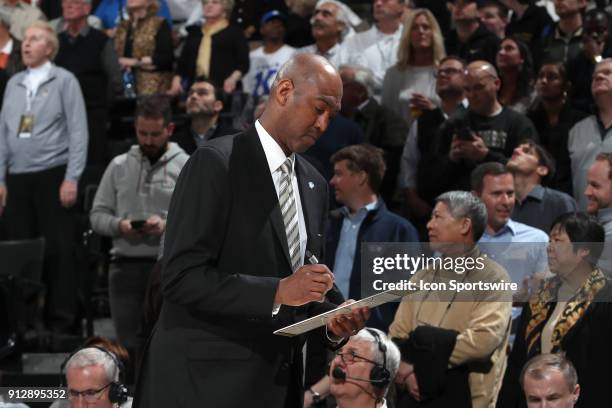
[273,252,370,338]
[274,264,335,306]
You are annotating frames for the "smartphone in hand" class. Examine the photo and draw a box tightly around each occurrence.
[130,220,146,230]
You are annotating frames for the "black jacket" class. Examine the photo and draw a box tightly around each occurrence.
[177,24,250,88]
[497,281,612,408]
[445,24,500,65]
[395,326,472,408]
[133,127,344,408]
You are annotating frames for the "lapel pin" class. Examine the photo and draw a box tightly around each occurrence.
[308,182,315,190]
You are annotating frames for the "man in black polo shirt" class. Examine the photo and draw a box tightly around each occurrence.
[507,141,577,233]
[54,0,122,168]
[430,60,538,193]
[445,0,501,65]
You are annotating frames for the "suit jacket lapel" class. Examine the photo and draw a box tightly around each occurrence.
[242,126,293,270]
[295,155,319,256]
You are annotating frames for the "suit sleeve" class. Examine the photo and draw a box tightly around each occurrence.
[161,146,280,319]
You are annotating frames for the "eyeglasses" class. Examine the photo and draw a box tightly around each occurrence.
[334,350,378,366]
[68,383,111,403]
[434,68,464,78]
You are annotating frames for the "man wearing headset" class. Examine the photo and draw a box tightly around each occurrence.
[305,328,400,408]
[53,347,131,408]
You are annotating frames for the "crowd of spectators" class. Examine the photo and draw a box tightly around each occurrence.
[4,0,612,407]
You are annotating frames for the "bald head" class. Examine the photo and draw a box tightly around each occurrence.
[465,60,501,116]
[273,54,341,93]
[261,53,343,155]
[466,60,499,80]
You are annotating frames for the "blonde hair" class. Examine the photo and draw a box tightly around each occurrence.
[25,21,59,60]
[396,8,445,70]
[202,0,234,16]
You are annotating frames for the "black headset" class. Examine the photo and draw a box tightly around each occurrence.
[366,328,391,389]
[60,345,129,405]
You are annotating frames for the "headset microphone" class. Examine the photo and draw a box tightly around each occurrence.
[332,367,388,384]
[332,367,347,381]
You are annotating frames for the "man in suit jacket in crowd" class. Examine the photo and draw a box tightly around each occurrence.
[133,53,369,408]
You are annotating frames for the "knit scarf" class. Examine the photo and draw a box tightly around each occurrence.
[524,268,606,357]
[196,19,228,78]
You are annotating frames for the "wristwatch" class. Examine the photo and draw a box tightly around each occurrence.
[308,388,322,404]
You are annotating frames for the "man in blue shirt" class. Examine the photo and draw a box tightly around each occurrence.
[326,144,418,331]
[472,162,549,292]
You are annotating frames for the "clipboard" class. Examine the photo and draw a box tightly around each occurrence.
[273,289,408,337]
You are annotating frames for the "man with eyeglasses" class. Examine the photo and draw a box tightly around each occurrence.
[400,55,468,238]
[430,60,538,194]
[52,347,132,408]
[173,76,237,155]
[303,328,401,408]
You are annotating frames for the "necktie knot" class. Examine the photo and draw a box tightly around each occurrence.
[280,156,294,175]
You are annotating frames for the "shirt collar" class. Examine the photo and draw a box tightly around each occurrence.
[488,219,517,237]
[339,198,379,218]
[255,119,294,175]
[61,21,91,37]
[554,24,583,40]
[598,207,612,224]
[27,60,52,75]
[526,184,545,201]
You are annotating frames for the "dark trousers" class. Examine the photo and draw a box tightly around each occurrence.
[5,165,79,332]
[86,107,108,167]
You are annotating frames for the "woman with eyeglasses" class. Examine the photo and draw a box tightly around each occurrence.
[495,36,534,114]
[526,61,587,194]
[381,8,445,127]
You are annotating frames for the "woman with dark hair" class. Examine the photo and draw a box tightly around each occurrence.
[497,213,612,408]
[527,61,587,194]
[495,36,534,113]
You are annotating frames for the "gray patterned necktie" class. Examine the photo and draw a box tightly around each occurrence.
[279,156,301,272]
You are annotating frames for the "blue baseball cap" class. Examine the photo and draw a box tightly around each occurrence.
[261,10,287,26]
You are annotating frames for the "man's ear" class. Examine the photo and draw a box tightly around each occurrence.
[460,217,472,237]
[165,122,176,136]
[213,100,223,114]
[536,165,549,178]
[274,79,294,107]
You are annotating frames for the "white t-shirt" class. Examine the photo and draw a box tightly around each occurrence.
[242,44,296,97]
[350,28,403,96]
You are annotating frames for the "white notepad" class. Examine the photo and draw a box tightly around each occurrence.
[273,290,407,337]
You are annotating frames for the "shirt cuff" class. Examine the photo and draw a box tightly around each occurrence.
[272,303,281,316]
[325,323,344,344]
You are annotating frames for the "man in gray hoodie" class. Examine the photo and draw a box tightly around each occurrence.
[90,95,188,356]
